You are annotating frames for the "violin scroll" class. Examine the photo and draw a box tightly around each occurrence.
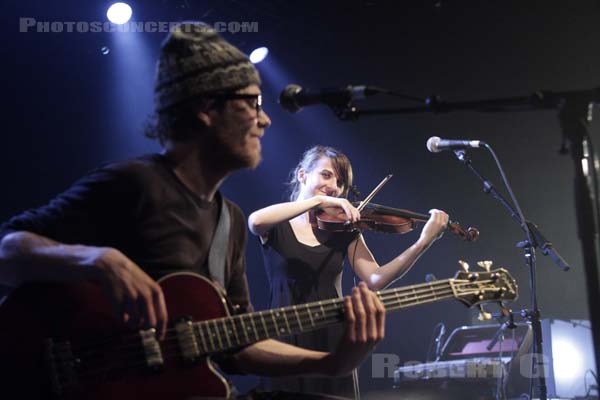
[448,222,480,242]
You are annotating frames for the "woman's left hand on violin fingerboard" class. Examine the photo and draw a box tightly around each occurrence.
[419,209,449,243]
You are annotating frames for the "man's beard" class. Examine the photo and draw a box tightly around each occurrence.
[208,132,261,172]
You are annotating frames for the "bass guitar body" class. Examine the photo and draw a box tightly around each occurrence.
[0,272,233,399]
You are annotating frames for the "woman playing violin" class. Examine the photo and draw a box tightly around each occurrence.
[247,145,448,398]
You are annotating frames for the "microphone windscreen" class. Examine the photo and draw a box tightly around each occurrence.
[426,136,441,153]
[279,84,303,113]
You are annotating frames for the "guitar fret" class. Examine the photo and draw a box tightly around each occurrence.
[243,315,255,342]
[270,310,282,335]
[394,289,402,308]
[259,312,269,338]
[329,299,338,322]
[205,322,216,351]
[306,304,315,327]
[230,316,241,345]
[212,320,223,350]
[240,315,251,343]
[196,323,209,353]
[411,287,418,305]
[249,314,259,341]
[236,317,247,345]
[281,309,292,333]
[318,301,325,321]
[429,283,437,300]
[292,305,303,331]
[221,319,232,348]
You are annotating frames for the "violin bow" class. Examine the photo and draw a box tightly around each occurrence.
[356,174,393,212]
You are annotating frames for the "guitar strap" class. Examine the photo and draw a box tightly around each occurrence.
[207,193,230,295]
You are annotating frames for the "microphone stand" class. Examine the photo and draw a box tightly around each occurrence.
[486,311,517,353]
[330,87,600,397]
[453,147,561,399]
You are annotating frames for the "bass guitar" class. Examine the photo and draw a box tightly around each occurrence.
[0,266,517,399]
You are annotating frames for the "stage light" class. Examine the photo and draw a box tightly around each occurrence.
[249,47,269,64]
[107,3,132,25]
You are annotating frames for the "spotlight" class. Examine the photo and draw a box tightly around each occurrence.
[107,3,132,25]
[249,47,269,64]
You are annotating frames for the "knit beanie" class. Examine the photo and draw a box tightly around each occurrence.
[154,21,261,112]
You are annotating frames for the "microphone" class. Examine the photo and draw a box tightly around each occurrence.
[279,84,381,113]
[426,136,485,153]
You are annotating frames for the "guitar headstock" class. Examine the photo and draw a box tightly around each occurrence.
[449,262,518,307]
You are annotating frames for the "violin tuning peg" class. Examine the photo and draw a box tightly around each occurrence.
[458,260,470,273]
[477,305,492,321]
[477,260,493,272]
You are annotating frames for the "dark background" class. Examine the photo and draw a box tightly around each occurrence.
[2,1,599,397]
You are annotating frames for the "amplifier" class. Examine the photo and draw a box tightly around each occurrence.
[392,323,532,399]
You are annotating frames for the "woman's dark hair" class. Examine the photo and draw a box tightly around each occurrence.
[287,145,353,201]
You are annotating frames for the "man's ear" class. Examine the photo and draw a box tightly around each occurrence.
[196,110,213,127]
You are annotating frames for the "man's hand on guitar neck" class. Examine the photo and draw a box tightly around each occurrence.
[324,282,386,376]
[229,282,385,378]
[0,231,168,340]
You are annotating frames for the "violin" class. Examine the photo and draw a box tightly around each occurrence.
[312,202,480,242]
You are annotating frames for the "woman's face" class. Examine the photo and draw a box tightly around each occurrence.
[299,156,344,198]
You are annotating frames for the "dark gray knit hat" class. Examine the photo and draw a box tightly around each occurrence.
[154,21,261,112]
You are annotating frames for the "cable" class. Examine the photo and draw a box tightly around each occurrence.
[585,369,599,398]
[377,87,425,103]
[350,231,361,289]
[425,322,445,362]
[482,144,532,244]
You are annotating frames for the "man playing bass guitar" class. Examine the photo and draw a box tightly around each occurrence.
[0,22,384,399]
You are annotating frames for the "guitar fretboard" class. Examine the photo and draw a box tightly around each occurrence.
[193,278,467,354]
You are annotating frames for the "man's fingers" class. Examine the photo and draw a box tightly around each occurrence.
[139,290,157,330]
[360,283,378,342]
[374,291,386,341]
[96,252,167,336]
[351,286,367,343]
[153,286,168,340]
[123,294,140,328]
[344,296,356,343]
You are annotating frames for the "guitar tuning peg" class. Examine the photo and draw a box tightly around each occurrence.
[458,260,470,272]
[477,305,492,321]
[477,260,493,272]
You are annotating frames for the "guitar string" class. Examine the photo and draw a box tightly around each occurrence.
[65,278,495,367]
[67,279,460,355]
[57,283,502,386]
[51,275,510,384]
[64,279,493,363]
[49,280,503,383]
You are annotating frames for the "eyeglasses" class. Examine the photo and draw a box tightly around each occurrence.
[211,93,263,118]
